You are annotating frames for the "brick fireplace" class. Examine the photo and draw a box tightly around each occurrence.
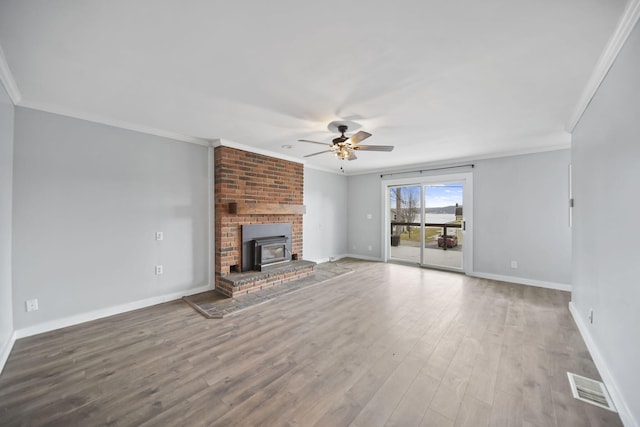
[214,146,315,297]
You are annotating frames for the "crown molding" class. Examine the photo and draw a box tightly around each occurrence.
[1,40,209,146]
[18,100,211,145]
[212,131,571,177]
[211,139,305,164]
[297,137,571,177]
[567,0,640,132]
[0,44,22,104]
[303,163,347,175]
[345,139,572,177]
[0,43,211,146]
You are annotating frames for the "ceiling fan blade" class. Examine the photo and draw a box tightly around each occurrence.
[298,139,331,146]
[347,131,372,145]
[347,152,357,161]
[353,145,394,152]
[304,150,333,158]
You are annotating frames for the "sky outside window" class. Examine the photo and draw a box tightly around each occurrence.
[390,183,462,208]
[424,183,462,208]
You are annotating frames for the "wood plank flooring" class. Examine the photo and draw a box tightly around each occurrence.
[0,260,623,426]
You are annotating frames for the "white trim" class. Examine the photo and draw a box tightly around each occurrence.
[212,139,304,164]
[345,141,571,177]
[208,146,215,289]
[14,285,212,339]
[0,44,21,105]
[310,257,333,264]
[0,331,17,375]
[470,271,571,292]
[567,0,640,131]
[569,302,637,427]
[344,253,384,262]
[308,254,350,264]
[17,100,211,146]
[303,162,345,175]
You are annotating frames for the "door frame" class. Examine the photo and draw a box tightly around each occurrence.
[381,172,473,274]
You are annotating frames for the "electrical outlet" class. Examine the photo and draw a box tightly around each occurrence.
[368,245,373,251]
[155,231,164,241]
[25,299,39,312]
[511,260,518,269]
[366,214,373,220]
[589,308,594,324]
[155,265,164,275]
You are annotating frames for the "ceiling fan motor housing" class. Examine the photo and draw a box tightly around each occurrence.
[333,125,349,145]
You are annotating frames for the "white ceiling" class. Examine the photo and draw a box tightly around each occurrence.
[0,0,630,173]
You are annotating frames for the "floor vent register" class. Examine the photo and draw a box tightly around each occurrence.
[567,372,617,412]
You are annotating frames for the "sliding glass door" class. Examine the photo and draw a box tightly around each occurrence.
[386,173,472,273]
[389,185,422,263]
[422,182,464,269]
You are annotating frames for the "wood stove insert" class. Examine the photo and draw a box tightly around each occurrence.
[241,223,292,272]
[253,235,289,271]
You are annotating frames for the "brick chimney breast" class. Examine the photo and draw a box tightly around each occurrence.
[213,146,307,296]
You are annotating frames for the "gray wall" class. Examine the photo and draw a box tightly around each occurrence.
[347,172,383,258]
[12,108,209,330]
[346,150,572,286]
[572,20,640,425]
[0,83,14,363]
[474,150,571,285]
[303,167,348,262]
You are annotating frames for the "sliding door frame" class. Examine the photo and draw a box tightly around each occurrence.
[381,172,474,274]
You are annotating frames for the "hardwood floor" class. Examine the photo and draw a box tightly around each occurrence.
[0,260,623,426]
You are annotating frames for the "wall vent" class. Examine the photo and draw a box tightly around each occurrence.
[567,372,616,412]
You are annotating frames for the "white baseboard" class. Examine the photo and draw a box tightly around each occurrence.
[569,302,637,427]
[469,271,571,292]
[0,330,17,375]
[14,284,213,339]
[309,254,351,264]
[344,253,384,262]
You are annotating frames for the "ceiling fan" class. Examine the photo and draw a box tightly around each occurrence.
[299,125,394,161]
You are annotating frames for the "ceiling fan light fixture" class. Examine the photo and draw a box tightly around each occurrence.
[334,144,353,160]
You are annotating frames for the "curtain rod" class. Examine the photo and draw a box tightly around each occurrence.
[380,164,474,178]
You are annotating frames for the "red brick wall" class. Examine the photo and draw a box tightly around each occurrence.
[214,146,304,281]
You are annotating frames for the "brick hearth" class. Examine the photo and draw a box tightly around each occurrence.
[214,146,313,297]
[215,260,316,297]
